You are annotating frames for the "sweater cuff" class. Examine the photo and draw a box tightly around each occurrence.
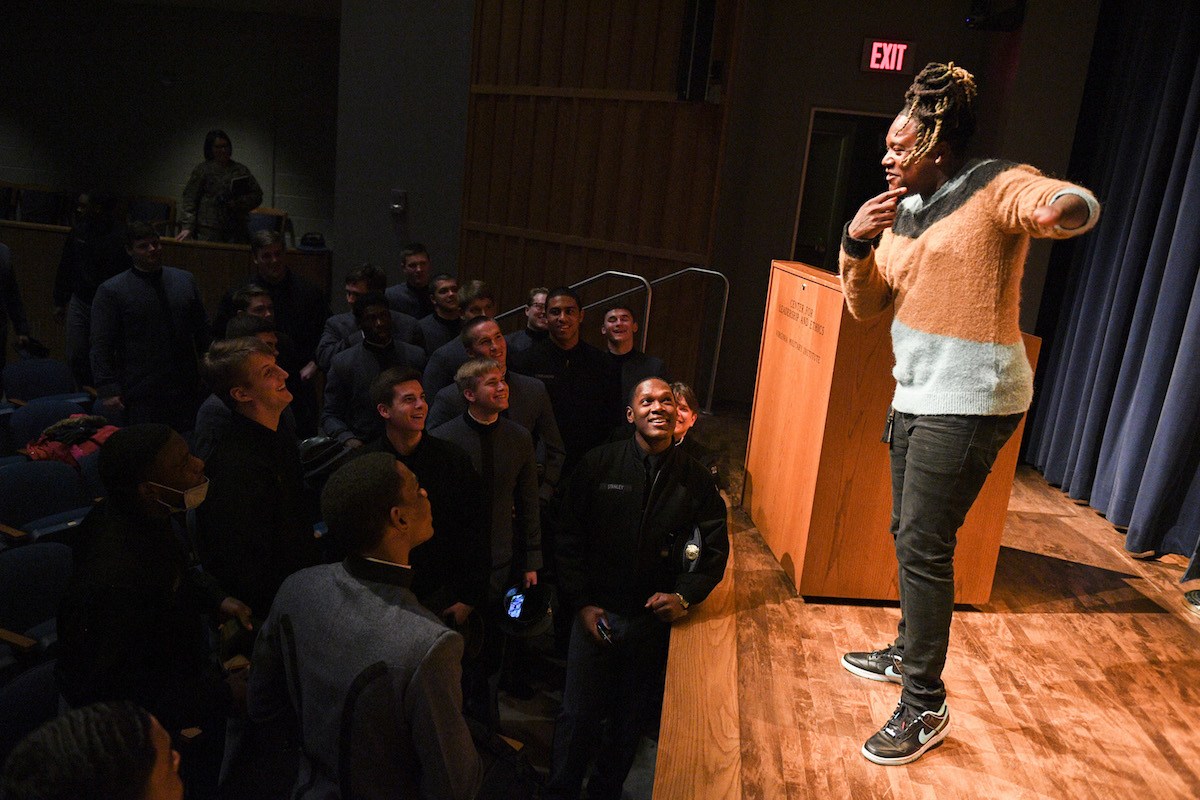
[841,222,879,260]
[1049,188,1100,235]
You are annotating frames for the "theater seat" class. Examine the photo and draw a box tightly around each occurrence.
[2,358,81,404]
[15,186,71,226]
[127,195,177,237]
[248,206,289,243]
[8,399,89,454]
[0,660,60,762]
[0,461,92,548]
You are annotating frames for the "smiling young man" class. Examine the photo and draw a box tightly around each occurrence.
[420,279,499,396]
[506,286,550,356]
[600,304,666,404]
[546,378,728,800]
[430,361,541,593]
[838,62,1099,766]
[509,287,623,477]
[208,232,329,440]
[431,358,543,724]
[197,337,320,616]
[192,315,298,460]
[426,316,565,502]
[322,292,424,447]
[364,367,489,634]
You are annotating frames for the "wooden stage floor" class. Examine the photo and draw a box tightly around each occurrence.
[655,465,1200,799]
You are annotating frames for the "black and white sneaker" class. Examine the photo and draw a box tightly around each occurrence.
[861,701,950,765]
[1185,589,1200,619]
[841,646,902,684]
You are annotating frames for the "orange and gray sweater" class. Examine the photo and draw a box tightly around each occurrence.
[839,159,1099,416]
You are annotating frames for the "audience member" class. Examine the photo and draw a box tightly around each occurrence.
[505,286,549,356]
[55,425,252,797]
[509,286,623,476]
[316,263,419,371]
[432,359,542,593]
[385,242,435,319]
[323,292,424,446]
[0,239,32,373]
[431,358,542,724]
[416,273,464,356]
[601,304,666,403]
[228,282,311,432]
[1,702,183,800]
[364,367,489,629]
[546,378,729,800]
[248,453,483,800]
[420,278,498,396]
[193,315,296,461]
[428,316,565,503]
[176,129,263,244]
[229,283,275,321]
[89,222,210,431]
[52,192,130,384]
[197,337,320,616]
[671,380,721,488]
[212,231,329,436]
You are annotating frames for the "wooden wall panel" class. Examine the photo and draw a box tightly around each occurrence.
[606,0,635,89]
[528,98,557,231]
[581,3,612,85]
[463,0,739,391]
[654,2,687,90]
[473,1,502,85]
[537,2,564,85]
[559,3,588,87]
[496,2,522,86]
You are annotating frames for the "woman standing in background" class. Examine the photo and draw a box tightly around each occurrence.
[176,129,263,244]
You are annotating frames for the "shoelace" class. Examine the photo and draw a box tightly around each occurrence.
[883,705,919,736]
[872,647,900,663]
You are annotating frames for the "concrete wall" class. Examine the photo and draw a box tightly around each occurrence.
[332,0,474,299]
[0,0,339,245]
[710,0,1101,409]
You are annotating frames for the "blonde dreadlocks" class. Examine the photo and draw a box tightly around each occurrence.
[899,62,978,167]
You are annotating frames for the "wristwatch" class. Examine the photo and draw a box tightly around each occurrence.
[673,592,690,611]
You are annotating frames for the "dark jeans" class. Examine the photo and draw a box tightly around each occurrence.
[888,410,1022,712]
[545,610,670,800]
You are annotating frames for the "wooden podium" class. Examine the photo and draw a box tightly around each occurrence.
[741,260,1037,604]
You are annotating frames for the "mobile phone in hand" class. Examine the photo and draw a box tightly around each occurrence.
[596,619,613,644]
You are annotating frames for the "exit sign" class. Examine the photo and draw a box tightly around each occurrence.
[861,39,915,74]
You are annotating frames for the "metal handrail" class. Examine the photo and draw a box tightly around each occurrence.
[495,271,652,351]
[495,267,728,412]
[594,267,729,413]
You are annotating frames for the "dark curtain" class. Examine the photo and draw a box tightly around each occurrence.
[1026,1,1200,580]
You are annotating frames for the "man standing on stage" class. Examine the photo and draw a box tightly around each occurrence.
[838,62,1099,765]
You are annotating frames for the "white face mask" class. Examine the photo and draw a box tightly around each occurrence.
[146,478,209,512]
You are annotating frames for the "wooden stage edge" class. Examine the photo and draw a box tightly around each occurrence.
[655,469,1200,799]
